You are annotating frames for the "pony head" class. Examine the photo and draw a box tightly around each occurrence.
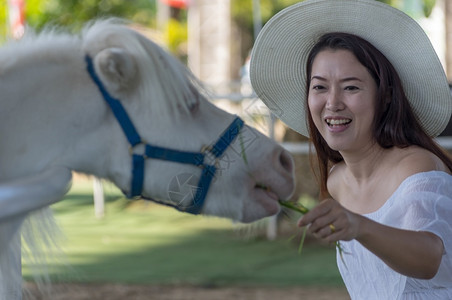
[79,21,295,222]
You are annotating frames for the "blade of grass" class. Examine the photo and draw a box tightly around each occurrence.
[298,226,308,255]
[239,131,249,166]
[279,199,309,214]
[279,200,348,268]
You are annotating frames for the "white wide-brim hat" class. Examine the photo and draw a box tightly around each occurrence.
[250,0,452,137]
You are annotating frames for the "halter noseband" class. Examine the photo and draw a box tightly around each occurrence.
[85,55,244,215]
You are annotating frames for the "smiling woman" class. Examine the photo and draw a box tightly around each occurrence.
[307,48,378,153]
[250,0,452,299]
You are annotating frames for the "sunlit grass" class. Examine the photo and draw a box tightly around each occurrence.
[23,178,343,287]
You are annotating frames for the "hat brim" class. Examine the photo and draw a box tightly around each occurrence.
[250,0,451,137]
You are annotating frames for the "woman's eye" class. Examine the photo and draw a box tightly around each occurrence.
[312,85,325,90]
[345,86,359,91]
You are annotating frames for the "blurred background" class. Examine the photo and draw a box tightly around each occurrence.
[1,0,451,299]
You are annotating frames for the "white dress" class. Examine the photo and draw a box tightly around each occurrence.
[337,171,452,299]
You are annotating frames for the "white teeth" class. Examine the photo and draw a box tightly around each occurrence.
[326,119,351,125]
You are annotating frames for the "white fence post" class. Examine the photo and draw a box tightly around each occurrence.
[93,177,104,219]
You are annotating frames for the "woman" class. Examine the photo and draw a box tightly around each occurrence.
[250,0,452,299]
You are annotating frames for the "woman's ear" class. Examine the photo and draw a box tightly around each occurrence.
[94,47,137,95]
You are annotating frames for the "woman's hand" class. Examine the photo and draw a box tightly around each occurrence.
[297,198,444,279]
[297,198,362,243]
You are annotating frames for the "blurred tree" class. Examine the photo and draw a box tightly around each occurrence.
[377,0,436,17]
[0,0,440,59]
[166,17,187,60]
[0,2,8,41]
[231,0,436,42]
[231,0,301,41]
[421,0,436,17]
[0,0,157,35]
[0,0,438,42]
[231,0,304,72]
[231,0,437,63]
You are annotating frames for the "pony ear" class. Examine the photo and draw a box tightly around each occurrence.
[94,48,137,94]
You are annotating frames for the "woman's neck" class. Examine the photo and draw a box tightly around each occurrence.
[339,142,390,184]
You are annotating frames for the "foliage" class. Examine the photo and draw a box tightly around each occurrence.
[230,0,437,62]
[166,17,187,59]
[422,0,437,17]
[0,2,7,42]
[0,0,439,56]
[0,0,440,41]
[0,0,157,35]
[232,0,437,42]
[377,0,436,17]
[0,0,191,57]
[231,0,301,40]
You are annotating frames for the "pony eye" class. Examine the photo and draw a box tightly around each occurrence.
[188,100,200,114]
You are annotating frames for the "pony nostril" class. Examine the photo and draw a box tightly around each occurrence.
[278,148,294,174]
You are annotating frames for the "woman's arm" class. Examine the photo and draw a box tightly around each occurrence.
[297,198,444,279]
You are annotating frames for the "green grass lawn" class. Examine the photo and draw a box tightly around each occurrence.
[23,179,343,288]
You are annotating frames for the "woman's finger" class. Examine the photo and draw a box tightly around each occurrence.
[297,198,336,227]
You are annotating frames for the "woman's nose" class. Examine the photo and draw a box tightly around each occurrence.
[326,90,344,111]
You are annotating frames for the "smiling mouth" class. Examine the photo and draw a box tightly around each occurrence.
[325,118,352,127]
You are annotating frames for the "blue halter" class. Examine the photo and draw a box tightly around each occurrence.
[85,55,244,215]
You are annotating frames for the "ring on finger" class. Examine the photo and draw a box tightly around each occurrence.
[329,224,336,233]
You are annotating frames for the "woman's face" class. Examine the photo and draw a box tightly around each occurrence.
[308,49,378,153]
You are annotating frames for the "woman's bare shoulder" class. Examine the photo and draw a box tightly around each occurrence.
[396,146,450,177]
[327,162,346,198]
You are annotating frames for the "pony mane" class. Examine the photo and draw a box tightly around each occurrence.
[0,27,81,74]
[0,19,206,116]
[81,19,206,115]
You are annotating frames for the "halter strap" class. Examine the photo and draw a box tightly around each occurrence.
[85,55,141,147]
[85,55,244,214]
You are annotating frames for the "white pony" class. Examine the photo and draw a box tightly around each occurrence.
[0,20,295,299]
